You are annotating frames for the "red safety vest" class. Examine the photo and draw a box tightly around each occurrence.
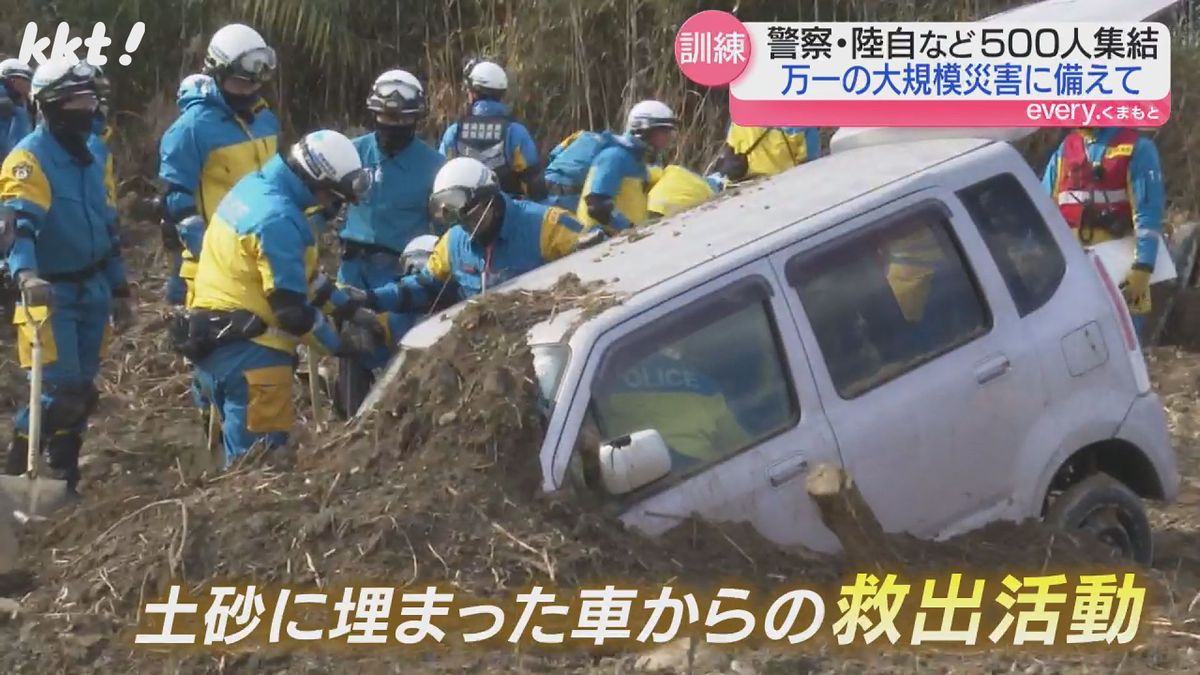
[1055,129,1138,234]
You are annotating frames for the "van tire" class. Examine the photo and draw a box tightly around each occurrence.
[1045,473,1153,565]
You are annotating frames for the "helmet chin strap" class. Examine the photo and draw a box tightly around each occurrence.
[460,192,494,291]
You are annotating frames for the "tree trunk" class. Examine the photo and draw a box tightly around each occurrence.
[805,462,902,567]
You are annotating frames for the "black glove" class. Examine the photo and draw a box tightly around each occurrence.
[17,270,52,308]
[716,146,749,182]
[337,308,386,356]
[160,219,184,253]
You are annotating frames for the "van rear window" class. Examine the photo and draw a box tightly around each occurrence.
[957,172,1067,317]
[787,204,992,398]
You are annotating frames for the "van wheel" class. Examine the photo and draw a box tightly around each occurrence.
[1045,473,1153,565]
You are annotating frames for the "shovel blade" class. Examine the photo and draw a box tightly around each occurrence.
[0,474,73,520]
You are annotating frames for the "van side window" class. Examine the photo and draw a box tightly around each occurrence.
[787,205,992,399]
[585,277,800,482]
[956,173,1067,316]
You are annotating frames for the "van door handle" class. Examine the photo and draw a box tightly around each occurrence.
[974,354,1011,384]
[767,455,810,487]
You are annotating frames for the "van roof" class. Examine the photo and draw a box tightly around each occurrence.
[401,136,993,349]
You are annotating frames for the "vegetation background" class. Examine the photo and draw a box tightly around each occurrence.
[0,0,1197,212]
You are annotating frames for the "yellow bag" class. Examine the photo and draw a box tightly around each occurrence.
[647,165,717,219]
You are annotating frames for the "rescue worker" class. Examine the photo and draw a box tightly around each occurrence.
[1,57,134,495]
[0,58,33,160]
[578,99,678,234]
[187,130,382,464]
[159,23,280,307]
[364,157,596,313]
[594,346,750,470]
[1043,127,1165,334]
[439,59,547,202]
[333,69,445,418]
[542,128,621,212]
[712,124,821,184]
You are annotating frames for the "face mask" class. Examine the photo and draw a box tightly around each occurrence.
[376,125,415,154]
[465,195,502,246]
[222,89,258,113]
[48,108,96,138]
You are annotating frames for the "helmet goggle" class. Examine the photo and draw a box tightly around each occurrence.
[35,61,100,102]
[331,168,372,204]
[403,249,434,275]
[2,65,32,82]
[229,46,277,82]
[367,80,426,122]
[429,187,472,227]
[632,116,678,132]
[60,91,100,111]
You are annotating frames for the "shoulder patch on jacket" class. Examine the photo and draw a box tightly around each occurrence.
[11,162,32,180]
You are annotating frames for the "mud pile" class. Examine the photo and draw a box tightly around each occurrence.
[0,253,1193,674]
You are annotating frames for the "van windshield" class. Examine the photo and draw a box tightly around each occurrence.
[531,343,570,414]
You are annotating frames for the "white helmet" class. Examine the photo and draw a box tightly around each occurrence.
[463,59,508,93]
[626,99,678,133]
[30,56,100,105]
[429,157,500,227]
[366,69,427,119]
[0,58,32,82]
[205,24,276,83]
[286,130,372,204]
[402,234,440,274]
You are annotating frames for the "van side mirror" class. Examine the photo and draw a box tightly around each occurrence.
[598,429,672,495]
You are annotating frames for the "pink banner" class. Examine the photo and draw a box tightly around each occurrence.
[729,95,1171,128]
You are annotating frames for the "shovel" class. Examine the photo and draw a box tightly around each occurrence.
[206,403,224,471]
[307,349,322,428]
[0,297,71,522]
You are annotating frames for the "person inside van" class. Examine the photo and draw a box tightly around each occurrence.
[593,346,750,471]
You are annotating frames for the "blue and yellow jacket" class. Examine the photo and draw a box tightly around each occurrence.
[341,132,445,254]
[544,130,620,189]
[1042,128,1165,268]
[191,154,342,356]
[0,91,32,161]
[577,133,652,233]
[725,124,820,179]
[440,99,539,193]
[1,125,126,290]
[159,79,279,285]
[373,193,590,309]
[595,352,749,463]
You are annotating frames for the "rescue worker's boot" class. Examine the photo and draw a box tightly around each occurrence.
[45,431,83,495]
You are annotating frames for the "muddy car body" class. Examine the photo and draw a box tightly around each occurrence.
[377,136,1180,563]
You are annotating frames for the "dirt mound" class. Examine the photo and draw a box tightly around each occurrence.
[0,266,1160,674]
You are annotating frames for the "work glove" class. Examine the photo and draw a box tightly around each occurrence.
[336,307,386,356]
[1120,266,1153,315]
[334,286,371,320]
[17,270,52,308]
[111,285,136,333]
[576,228,607,251]
[715,148,749,182]
[160,219,184,253]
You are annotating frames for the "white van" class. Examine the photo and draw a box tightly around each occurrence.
[376,135,1179,564]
